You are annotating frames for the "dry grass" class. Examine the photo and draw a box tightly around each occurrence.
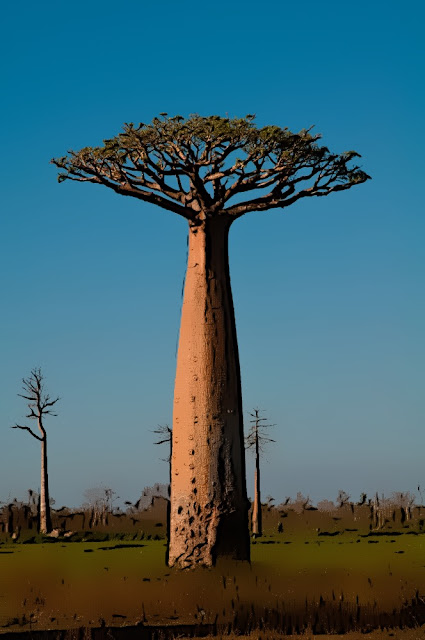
[1,531,425,636]
[1,503,425,636]
[188,630,425,640]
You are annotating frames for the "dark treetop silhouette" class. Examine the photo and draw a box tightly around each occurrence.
[12,368,59,534]
[52,114,370,568]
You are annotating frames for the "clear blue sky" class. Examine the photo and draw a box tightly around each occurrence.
[1,0,424,509]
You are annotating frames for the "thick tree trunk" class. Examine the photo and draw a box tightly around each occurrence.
[170,215,250,568]
[252,438,262,537]
[39,437,52,534]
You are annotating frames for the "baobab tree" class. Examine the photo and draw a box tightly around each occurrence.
[245,408,276,537]
[153,423,172,563]
[52,114,369,567]
[12,368,59,534]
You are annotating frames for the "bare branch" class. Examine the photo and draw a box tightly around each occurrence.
[152,424,172,464]
[14,368,59,436]
[245,408,277,454]
[152,424,172,446]
[41,397,60,410]
[12,425,43,441]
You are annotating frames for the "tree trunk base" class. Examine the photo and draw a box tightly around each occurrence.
[169,501,250,568]
[170,217,250,568]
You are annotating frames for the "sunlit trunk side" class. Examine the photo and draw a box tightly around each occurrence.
[39,425,52,534]
[252,432,262,537]
[170,215,250,568]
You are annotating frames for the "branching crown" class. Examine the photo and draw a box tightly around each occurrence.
[52,114,370,221]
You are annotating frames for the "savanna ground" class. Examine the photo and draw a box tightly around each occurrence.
[1,502,425,638]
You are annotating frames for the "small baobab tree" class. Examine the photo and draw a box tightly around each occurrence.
[52,114,369,567]
[12,368,59,534]
[153,423,172,563]
[245,408,276,537]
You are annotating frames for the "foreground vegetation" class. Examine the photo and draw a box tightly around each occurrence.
[1,528,424,634]
[1,495,425,636]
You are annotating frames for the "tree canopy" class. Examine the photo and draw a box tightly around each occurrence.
[52,114,370,221]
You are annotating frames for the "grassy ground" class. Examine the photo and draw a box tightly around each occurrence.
[189,631,425,640]
[1,530,424,634]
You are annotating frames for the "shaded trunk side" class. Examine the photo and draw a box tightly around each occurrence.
[39,437,52,534]
[170,216,250,568]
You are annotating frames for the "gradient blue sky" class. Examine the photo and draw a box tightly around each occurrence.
[1,0,424,509]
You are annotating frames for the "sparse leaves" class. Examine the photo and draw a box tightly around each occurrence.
[52,114,370,221]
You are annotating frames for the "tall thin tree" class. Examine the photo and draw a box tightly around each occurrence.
[12,368,59,534]
[52,114,369,567]
[153,423,172,563]
[245,408,275,537]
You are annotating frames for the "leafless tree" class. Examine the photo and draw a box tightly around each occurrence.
[357,492,368,506]
[389,491,416,523]
[317,499,337,512]
[133,483,170,511]
[336,489,351,508]
[82,485,118,526]
[292,492,313,514]
[245,408,275,537]
[153,424,172,562]
[12,368,59,534]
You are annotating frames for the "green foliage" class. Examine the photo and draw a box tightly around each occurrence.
[52,114,370,219]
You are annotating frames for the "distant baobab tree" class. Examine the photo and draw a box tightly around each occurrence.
[52,114,370,567]
[245,408,276,537]
[12,368,59,534]
[153,423,172,563]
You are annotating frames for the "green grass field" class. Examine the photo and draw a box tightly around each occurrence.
[1,530,424,634]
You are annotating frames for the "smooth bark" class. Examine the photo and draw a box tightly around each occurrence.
[170,215,250,568]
